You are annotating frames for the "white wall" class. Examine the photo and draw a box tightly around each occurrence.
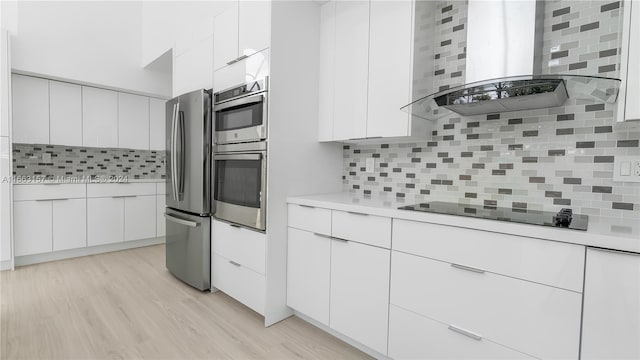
[3,1,171,97]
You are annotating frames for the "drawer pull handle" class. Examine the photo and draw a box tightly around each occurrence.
[333,237,349,243]
[313,233,332,239]
[448,325,482,341]
[229,223,241,228]
[347,211,368,216]
[298,204,315,209]
[451,263,485,274]
[229,260,241,267]
[36,198,69,201]
[111,195,137,199]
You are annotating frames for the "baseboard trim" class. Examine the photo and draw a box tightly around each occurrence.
[0,259,13,271]
[14,237,165,267]
[293,311,390,360]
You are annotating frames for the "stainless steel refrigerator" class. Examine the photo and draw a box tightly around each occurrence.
[165,89,213,291]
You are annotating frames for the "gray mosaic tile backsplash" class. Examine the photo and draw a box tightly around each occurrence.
[343,0,640,219]
[13,143,166,180]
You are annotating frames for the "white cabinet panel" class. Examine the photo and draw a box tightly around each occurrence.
[238,0,271,58]
[388,305,536,360]
[213,2,239,71]
[173,37,214,97]
[211,219,265,274]
[621,0,640,121]
[212,252,265,315]
[156,194,165,237]
[287,204,331,235]
[11,74,49,144]
[367,0,412,137]
[1,30,10,137]
[52,199,86,251]
[390,251,582,359]
[330,239,390,355]
[0,138,11,262]
[13,184,86,201]
[86,183,155,198]
[49,81,82,146]
[87,197,124,246]
[149,98,166,151]
[286,228,331,325]
[14,200,52,256]
[124,195,156,241]
[332,1,369,141]
[332,210,391,248]
[213,49,270,93]
[82,87,118,148]
[582,249,640,359]
[118,93,149,150]
[318,1,336,142]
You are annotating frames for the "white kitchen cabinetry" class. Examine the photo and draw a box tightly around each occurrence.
[11,74,49,144]
[318,1,336,142]
[286,228,331,325]
[173,37,214,97]
[212,220,266,274]
[52,199,86,251]
[213,48,270,94]
[118,93,149,150]
[82,87,118,148]
[330,239,391,355]
[332,1,369,141]
[13,200,52,256]
[212,252,266,315]
[49,81,83,146]
[620,0,640,121]
[124,196,156,241]
[581,248,640,359]
[87,197,124,246]
[149,98,166,151]
[213,1,271,71]
[367,0,413,137]
[156,197,166,237]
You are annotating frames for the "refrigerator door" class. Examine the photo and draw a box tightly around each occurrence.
[166,89,212,215]
[165,208,211,290]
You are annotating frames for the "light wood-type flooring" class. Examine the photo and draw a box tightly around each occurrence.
[1,244,370,359]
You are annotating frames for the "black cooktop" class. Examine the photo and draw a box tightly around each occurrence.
[398,202,589,231]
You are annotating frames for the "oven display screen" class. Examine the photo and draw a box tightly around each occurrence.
[215,159,261,208]
[216,102,263,131]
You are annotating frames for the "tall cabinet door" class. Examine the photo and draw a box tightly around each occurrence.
[118,93,149,150]
[11,74,49,144]
[367,0,413,137]
[87,197,124,246]
[52,199,86,251]
[82,87,118,148]
[49,81,82,146]
[318,1,336,142]
[238,0,271,58]
[330,240,391,355]
[332,1,369,141]
[213,2,239,70]
[581,248,640,359]
[149,98,166,151]
[14,200,53,256]
[124,195,156,241]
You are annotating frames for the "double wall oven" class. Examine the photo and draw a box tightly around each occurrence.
[212,78,268,231]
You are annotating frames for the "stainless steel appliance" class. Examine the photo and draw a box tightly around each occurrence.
[165,89,213,291]
[213,78,268,145]
[213,141,267,231]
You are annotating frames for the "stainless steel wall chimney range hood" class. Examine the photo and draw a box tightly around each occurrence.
[404,0,622,121]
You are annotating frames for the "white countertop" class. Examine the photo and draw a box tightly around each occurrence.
[287,192,640,254]
[13,178,166,185]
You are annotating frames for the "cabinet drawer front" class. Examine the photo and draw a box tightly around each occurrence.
[212,252,265,315]
[87,183,156,197]
[14,184,86,201]
[212,220,266,275]
[287,204,331,236]
[388,305,536,360]
[390,251,581,359]
[393,219,585,291]
[332,210,391,248]
[286,228,331,325]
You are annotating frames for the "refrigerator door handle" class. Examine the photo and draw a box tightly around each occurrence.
[164,213,200,227]
[171,103,179,202]
[177,108,186,200]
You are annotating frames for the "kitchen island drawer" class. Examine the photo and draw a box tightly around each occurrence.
[388,305,536,360]
[287,203,331,235]
[212,219,265,275]
[390,251,581,359]
[392,219,585,291]
[212,252,265,315]
[332,210,391,248]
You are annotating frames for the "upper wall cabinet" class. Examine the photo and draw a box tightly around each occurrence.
[118,93,149,150]
[82,87,118,148]
[49,81,83,146]
[619,0,640,122]
[213,0,271,71]
[11,74,50,144]
[149,97,166,151]
[319,0,421,142]
[174,36,214,97]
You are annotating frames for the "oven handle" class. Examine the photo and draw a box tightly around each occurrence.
[213,93,264,112]
[215,153,262,161]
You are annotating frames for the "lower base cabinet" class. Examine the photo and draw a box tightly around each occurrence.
[156,194,166,237]
[212,252,265,315]
[52,199,86,251]
[88,197,125,246]
[124,196,156,241]
[330,239,390,355]
[581,248,640,359]
[388,305,535,359]
[14,201,53,256]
